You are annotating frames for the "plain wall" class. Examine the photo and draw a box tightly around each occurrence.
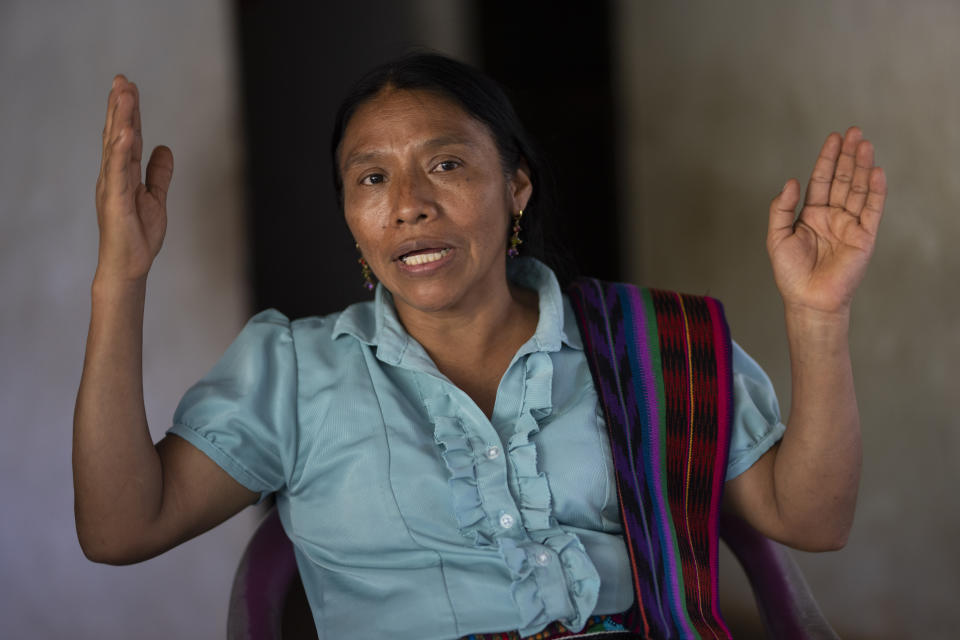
[0,1,255,638]
[0,2,473,638]
[615,1,959,636]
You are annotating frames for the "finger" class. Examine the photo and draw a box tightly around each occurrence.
[100,84,121,183]
[804,132,842,207]
[768,178,800,241]
[127,82,143,188]
[145,145,174,209]
[104,127,135,203]
[99,90,135,194]
[828,126,862,208]
[111,90,136,145]
[98,76,133,205]
[844,139,874,216]
[101,81,136,185]
[859,167,887,236]
[130,81,142,142]
[102,75,128,154]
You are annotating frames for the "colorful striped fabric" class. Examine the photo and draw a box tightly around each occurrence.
[566,279,734,640]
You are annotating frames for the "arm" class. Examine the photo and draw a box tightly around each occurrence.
[724,127,887,551]
[73,76,256,565]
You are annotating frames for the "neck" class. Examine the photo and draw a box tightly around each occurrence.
[394,278,540,416]
[397,281,538,362]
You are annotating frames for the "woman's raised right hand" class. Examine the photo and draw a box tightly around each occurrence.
[78,77,259,566]
[94,75,174,284]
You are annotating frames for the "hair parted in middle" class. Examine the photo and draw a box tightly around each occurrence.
[329,51,573,284]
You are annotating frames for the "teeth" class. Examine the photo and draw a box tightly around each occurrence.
[401,249,450,265]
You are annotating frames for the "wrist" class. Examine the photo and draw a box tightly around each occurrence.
[783,303,851,354]
[91,269,148,302]
[783,300,850,325]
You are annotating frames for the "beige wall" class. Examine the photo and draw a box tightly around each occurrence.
[615,1,959,636]
[0,1,255,637]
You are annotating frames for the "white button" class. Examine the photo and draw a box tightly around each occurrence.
[499,513,515,529]
[534,550,551,566]
[485,446,500,460]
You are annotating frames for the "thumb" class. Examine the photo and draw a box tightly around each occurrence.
[145,145,174,208]
[768,178,799,239]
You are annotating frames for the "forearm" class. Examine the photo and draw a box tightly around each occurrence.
[73,274,164,562]
[773,304,862,548]
[733,126,882,550]
[73,77,253,563]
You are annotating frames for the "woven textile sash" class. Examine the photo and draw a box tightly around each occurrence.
[566,278,734,640]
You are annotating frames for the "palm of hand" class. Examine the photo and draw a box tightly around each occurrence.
[767,128,887,315]
[126,179,168,265]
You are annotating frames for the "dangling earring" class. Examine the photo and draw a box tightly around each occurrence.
[356,243,375,291]
[507,209,524,258]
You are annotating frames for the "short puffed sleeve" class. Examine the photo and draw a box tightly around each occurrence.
[726,341,786,480]
[168,309,297,499]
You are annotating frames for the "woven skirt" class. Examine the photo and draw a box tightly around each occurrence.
[459,613,636,639]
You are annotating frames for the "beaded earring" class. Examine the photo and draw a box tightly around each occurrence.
[507,209,524,258]
[356,243,375,291]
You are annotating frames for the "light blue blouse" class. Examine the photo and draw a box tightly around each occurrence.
[169,259,784,640]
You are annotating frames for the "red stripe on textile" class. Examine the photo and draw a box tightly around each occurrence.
[652,291,698,633]
[706,297,734,637]
[684,294,722,639]
[684,294,735,638]
[651,291,733,638]
[677,294,713,638]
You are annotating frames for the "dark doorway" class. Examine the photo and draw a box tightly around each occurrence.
[235,1,620,318]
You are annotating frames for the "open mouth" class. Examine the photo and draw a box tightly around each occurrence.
[398,248,451,266]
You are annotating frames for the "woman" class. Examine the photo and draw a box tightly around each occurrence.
[74,54,886,638]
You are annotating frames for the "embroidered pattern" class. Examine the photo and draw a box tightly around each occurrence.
[461,614,631,639]
[566,279,734,639]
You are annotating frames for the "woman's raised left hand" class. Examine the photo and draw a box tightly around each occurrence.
[767,127,887,317]
[730,127,886,550]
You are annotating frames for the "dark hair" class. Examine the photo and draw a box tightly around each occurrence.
[330,52,568,280]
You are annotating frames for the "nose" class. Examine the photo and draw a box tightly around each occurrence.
[390,167,437,225]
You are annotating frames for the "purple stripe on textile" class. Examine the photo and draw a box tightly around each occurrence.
[571,280,655,635]
[591,281,661,629]
[616,285,671,633]
[629,286,695,637]
[567,285,645,619]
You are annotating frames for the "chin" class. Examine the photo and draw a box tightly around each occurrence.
[393,289,460,315]
[387,276,476,314]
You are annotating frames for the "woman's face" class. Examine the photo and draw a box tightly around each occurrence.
[339,88,531,318]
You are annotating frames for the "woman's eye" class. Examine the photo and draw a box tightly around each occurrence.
[434,160,461,172]
[360,173,386,185]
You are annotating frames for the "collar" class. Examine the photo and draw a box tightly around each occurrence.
[331,258,582,366]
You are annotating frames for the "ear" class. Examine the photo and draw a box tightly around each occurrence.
[508,158,533,212]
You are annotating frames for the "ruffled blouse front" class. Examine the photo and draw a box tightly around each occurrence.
[428,346,600,635]
[168,258,785,640]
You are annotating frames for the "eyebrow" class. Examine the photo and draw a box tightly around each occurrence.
[341,136,479,171]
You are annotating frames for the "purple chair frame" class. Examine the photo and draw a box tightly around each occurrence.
[227,508,307,640]
[228,508,840,639]
[719,512,840,640]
